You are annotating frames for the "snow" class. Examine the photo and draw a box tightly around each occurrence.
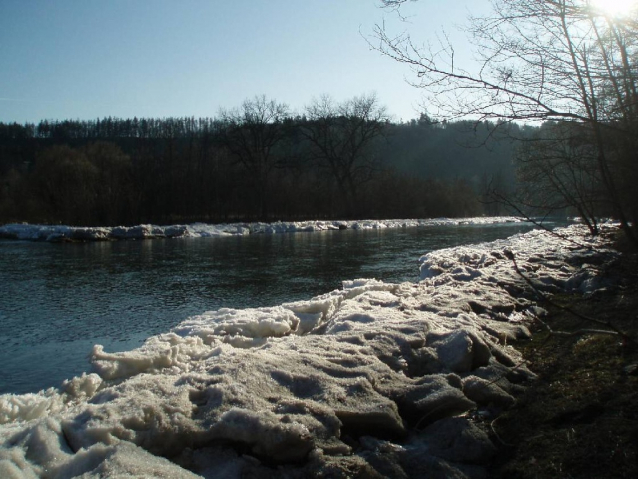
[0,223,619,477]
[0,217,524,242]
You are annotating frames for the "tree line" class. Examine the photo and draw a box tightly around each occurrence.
[0,94,521,226]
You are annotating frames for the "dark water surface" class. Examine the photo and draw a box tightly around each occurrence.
[0,223,539,394]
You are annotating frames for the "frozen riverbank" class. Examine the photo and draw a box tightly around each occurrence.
[0,217,524,242]
[0,224,617,478]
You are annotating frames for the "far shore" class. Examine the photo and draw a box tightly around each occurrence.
[0,216,532,242]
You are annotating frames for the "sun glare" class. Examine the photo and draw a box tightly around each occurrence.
[589,0,637,17]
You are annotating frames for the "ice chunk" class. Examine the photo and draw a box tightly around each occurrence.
[173,306,301,343]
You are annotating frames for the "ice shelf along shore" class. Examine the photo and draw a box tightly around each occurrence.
[0,217,524,242]
[0,224,619,478]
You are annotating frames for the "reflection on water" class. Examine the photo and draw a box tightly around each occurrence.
[0,223,540,394]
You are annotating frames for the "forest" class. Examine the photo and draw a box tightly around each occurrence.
[0,94,528,226]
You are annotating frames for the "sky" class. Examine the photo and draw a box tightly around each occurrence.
[0,0,490,124]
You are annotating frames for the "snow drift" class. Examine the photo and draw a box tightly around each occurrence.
[0,224,617,478]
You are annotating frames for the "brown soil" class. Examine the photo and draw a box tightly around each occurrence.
[489,238,638,478]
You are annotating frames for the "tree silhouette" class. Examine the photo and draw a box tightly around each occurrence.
[301,93,389,217]
[218,95,290,220]
[375,0,638,243]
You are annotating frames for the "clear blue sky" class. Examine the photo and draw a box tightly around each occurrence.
[0,0,488,124]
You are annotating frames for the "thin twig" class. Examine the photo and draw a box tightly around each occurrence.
[490,415,514,447]
[487,189,595,250]
[534,315,619,338]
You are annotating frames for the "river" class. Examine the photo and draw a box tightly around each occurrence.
[0,222,542,394]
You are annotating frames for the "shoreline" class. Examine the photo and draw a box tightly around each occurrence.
[0,223,622,478]
[490,232,638,478]
[0,216,528,242]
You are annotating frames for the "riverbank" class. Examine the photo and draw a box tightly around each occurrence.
[489,231,638,478]
[0,223,627,478]
[0,217,525,242]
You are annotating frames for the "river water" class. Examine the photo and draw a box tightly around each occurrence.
[0,222,541,394]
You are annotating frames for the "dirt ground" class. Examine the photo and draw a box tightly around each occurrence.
[488,234,638,478]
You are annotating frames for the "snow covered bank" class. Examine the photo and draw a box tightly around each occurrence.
[0,217,524,242]
[0,225,618,478]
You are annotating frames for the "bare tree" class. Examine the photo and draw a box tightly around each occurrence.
[81,142,133,225]
[218,95,290,220]
[515,122,606,233]
[301,93,389,217]
[375,0,638,243]
[31,145,99,225]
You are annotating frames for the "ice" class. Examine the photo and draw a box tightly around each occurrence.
[0,216,524,242]
[0,375,102,425]
[0,223,619,477]
[173,306,303,343]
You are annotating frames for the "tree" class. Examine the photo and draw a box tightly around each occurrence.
[375,0,638,243]
[301,93,389,217]
[31,145,98,225]
[515,121,607,233]
[218,95,290,220]
[82,142,133,225]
